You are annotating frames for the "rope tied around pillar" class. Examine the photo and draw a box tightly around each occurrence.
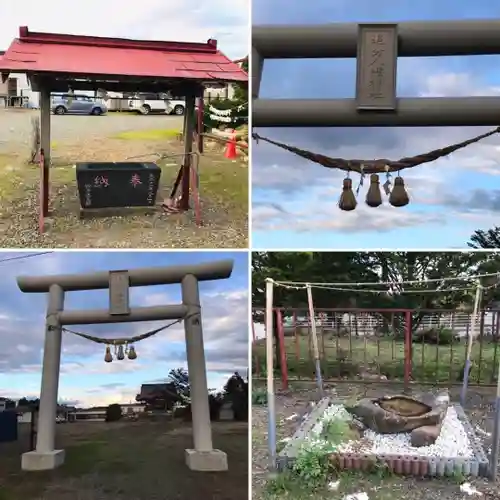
[252,126,500,210]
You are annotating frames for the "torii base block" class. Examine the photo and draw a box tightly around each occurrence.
[22,449,65,471]
[185,448,228,471]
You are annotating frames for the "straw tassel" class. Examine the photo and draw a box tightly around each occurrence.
[128,346,137,360]
[365,174,382,207]
[338,178,357,211]
[389,176,410,207]
[117,345,125,360]
[104,346,113,363]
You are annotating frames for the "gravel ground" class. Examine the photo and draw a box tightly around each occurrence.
[0,109,176,151]
[252,382,500,499]
[0,110,248,248]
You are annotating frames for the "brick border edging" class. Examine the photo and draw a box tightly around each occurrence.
[277,400,489,478]
[454,404,489,477]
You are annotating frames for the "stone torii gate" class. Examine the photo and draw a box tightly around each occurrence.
[252,19,500,127]
[17,259,234,472]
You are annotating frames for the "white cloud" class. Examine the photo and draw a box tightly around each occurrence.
[0,283,248,407]
[254,67,500,235]
[0,0,248,58]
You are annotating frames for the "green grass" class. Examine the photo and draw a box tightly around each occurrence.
[0,154,32,202]
[0,128,248,248]
[263,466,398,500]
[198,157,248,207]
[321,418,357,444]
[253,336,499,384]
[112,128,181,140]
[0,420,248,500]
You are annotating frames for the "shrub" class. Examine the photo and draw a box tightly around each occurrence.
[415,327,457,345]
[232,387,248,421]
[179,394,223,422]
[252,388,267,405]
[105,403,122,422]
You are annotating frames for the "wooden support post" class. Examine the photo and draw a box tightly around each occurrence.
[196,97,204,154]
[180,93,196,211]
[39,88,51,216]
[182,105,188,139]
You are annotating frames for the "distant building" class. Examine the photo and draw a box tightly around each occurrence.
[0,397,9,412]
[67,403,146,422]
[136,382,179,412]
[0,51,36,107]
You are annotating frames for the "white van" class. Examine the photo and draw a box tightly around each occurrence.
[128,93,186,115]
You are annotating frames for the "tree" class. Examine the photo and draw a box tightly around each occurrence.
[179,372,248,422]
[252,251,500,342]
[224,372,248,421]
[203,57,248,131]
[468,226,500,249]
[232,56,248,103]
[1,398,16,409]
[167,368,190,402]
[17,397,39,408]
[252,251,381,369]
[105,403,122,422]
[203,97,248,130]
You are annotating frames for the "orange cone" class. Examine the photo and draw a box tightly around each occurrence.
[224,129,237,159]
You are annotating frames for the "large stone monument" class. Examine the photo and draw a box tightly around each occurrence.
[345,391,450,447]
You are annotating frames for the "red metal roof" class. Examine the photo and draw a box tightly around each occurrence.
[0,27,247,83]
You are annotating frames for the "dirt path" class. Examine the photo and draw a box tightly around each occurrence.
[0,109,181,149]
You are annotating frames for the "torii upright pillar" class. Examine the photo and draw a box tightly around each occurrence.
[16,260,233,472]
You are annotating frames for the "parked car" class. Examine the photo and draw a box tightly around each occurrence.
[128,93,185,115]
[51,94,107,116]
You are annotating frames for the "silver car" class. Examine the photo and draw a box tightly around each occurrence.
[52,94,107,116]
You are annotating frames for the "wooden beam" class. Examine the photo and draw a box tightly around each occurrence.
[180,93,196,210]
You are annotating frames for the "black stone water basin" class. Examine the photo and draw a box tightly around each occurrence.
[76,162,161,209]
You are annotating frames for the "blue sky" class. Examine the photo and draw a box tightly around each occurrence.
[0,251,248,408]
[252,0,500,249]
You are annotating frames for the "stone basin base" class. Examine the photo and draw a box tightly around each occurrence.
[277,398,489,478]
[345,392,449,445]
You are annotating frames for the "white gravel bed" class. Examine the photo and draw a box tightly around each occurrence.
[306,404,473,459]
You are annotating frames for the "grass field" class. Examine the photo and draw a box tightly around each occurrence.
[253,335,500,384]
[0,420,248,500]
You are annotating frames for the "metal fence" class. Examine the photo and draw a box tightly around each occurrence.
[252,308,500,389]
